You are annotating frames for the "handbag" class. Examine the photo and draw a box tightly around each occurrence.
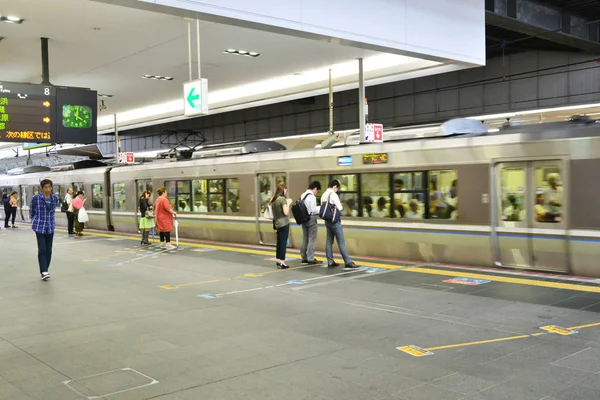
[319,193,340,223]
[78,207,89,223]
[145,209,155,219]
[263,204,274,220]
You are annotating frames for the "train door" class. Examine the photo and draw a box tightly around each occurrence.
[256,173,286,245]
[493,160,568,273]
[135,180,153,228]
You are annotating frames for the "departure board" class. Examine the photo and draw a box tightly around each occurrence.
[0,82,56,143]
[0,81,97,145]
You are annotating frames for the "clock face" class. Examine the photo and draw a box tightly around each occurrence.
[62,105,92,128]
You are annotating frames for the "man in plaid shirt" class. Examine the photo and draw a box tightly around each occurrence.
[30,179,59,280]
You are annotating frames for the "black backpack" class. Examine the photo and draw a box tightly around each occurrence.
[60,199,69,213]
[291,193,311,225]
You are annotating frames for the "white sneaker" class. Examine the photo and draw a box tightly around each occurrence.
[165,244,176,250]
[41,272,51,281]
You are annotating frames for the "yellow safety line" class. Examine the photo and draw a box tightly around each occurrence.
[423,332,545,351]
[54,229,600,293]
[404,322,600,354]
[568,321,600,330]
[406,267,600,293]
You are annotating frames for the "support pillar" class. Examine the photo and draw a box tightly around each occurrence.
[358,58,365,143]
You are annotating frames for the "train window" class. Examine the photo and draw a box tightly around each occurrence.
[55,186,67,208]
[136,180,153,199]
[33,186,40,196]
[165,181,177,209]
[177,181,192,212]
[227,179,240,213]
[428,170,458,220]
[112,183,126,211]
[192,180,208,212]
[361,173,391,218]
[499,167,526,223]
[331,174,359,217]
[393,172,425,219]
[309,175,328,196]
[208,179,225,212]
[534,166,563,223]
[258,175,272,214]
[72,182,84,193]
[92,184,103,209]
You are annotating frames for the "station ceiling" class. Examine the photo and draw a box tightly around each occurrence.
[1,0,599,141]
[0,0,451,131]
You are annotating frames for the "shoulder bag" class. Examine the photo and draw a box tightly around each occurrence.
[319,193,340,223]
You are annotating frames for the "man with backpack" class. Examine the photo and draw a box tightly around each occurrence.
[295,181,321,265]
[320,179,359,269]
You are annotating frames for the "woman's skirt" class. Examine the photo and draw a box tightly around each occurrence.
[139,217,156,230]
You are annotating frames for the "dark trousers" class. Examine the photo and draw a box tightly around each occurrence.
[275,224,290,261]
[36,233,54,274]
[66,211,75,234]
[159,231,171,243]
[4,207,16,227]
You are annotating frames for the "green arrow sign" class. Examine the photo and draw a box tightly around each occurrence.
[187,87,200,109]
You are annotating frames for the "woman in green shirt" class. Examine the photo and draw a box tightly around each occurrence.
[269,182,293,269]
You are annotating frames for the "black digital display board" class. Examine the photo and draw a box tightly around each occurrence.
[0,81,97,145]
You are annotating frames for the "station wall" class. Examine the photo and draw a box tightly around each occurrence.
[100,51,600,155]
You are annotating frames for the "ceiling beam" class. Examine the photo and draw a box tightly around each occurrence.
[486,0,600,53]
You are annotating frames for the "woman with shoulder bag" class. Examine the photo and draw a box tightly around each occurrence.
[139,190,155,245]
[269,182,293,269]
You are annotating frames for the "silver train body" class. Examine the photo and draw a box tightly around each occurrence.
[2,123,600,277]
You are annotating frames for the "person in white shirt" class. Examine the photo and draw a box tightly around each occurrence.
[64,188,75,235]
[405,200,423,219]
[545,173,562,218]
[320,180,359,269]
[300,181,322,265]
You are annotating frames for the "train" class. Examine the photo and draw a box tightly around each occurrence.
[1,118,600,277]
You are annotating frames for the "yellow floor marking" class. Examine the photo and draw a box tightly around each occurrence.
[423,333,544,352]
[401,322,600,355]
[568,321,600,330]
[55,229,600,293]
[406,267,600,293]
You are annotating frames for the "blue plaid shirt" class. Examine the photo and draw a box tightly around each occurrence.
[30,194,59,234]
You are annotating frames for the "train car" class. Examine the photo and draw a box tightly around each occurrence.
[1,120,599,277]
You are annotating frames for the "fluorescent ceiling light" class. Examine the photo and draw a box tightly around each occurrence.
[98,53,434,128]
[0,16,24,24]
[142,75,174,81]
[223,49,261,58]
[469,103,600,121]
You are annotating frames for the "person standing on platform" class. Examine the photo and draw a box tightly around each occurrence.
[2,193,10,229]
[64,188,75,235]
[154,187,176,249]
[71,191,86,236]
[30,179,59,281]
[6,191,19,228]
[139,190,155,245]
[300,181,321,265]
[320,179,359,270]
[269,182,292,269]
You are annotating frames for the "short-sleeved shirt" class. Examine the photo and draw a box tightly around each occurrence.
[271,196,289,229]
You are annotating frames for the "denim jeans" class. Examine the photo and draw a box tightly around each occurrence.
[36,233,54,274]
[324,221,352,265]
[276,224,290,261]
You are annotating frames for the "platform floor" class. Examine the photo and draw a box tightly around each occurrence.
[1,227,600,400]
